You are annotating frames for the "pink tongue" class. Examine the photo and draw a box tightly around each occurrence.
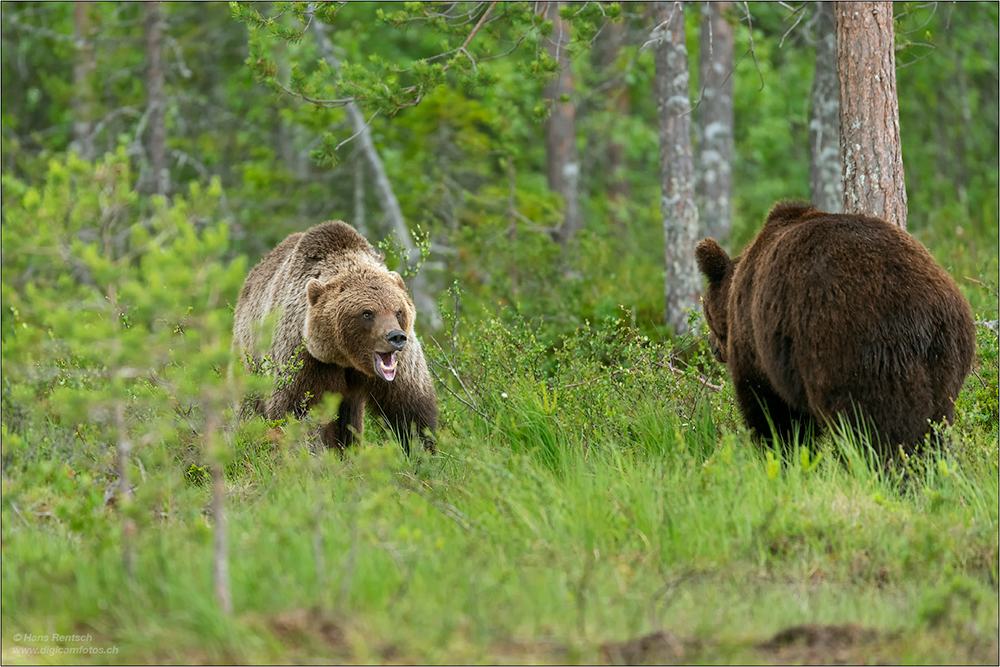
[377,351,397,381]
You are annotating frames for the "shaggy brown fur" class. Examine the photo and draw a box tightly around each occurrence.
[233,221,437,452]
[695,201,975,456]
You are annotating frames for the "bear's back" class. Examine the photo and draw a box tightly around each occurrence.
[748,207,963,315]
[298,221,386,282]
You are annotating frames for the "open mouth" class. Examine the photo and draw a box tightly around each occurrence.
[375,351,398,381]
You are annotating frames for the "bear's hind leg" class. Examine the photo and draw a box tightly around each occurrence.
[735,373,816,450]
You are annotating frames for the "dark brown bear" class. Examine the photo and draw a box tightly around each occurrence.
[695,201,975,456]
[232,221,437,452]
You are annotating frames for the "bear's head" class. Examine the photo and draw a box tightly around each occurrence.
[303,266,415,381]
[695,238,737,364]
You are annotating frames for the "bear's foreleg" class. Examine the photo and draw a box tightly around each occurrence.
[320,390,367,450]
[381,394,438,454]
[365,349,438,454]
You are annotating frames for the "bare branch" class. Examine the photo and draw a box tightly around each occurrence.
[779,3,808,47]
[427,335,494,425]
[741,2,765,91]
[333,109,380,151]
[663,359,724,392]
[441,0,498,75]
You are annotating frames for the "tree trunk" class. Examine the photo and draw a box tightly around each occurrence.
[835,1,907,228]
[309,15,440,328]
[695,1,734,243]
[594,18,630,230]
[653,1,700,335]
[809,1,842,213]
[541,0,581,246]
[353,146,367,236]
[144,1,168,196]
[71,2,96,161]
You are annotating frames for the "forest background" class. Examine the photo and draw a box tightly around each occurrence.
[2,1,999,664]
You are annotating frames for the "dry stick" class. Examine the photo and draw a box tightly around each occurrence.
[427,361,493,425]
[559,358,723,393]
[337,488,360,612]
[664,358,724,391]
[115,399,135,580]
[972,369,989,391]
[398,473,476,532]
[778,2,808,47]
[576,550,595,638]
[313,495,328,608]
[741,1,765,91]
[208,413,233,615]
[440,0,498,76]
[428,334,493,423]
[964,275,999,295]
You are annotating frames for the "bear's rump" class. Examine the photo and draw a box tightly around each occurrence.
[746,226,950,425]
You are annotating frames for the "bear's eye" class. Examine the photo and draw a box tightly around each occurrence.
[362,311,373,320]
[395,309,403,323]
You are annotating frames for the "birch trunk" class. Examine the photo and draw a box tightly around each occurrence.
[653,1,700,335]
[809,1,842,213]
[695,1,734,243]
[309,15,440,327]
[836,1,907,228]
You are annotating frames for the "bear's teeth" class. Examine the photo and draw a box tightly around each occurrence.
[376,351,397,381]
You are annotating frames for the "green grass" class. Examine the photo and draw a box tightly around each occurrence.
[2,262,998,665]
[3,353,998,664]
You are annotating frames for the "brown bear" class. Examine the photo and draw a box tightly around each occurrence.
[232,220,438,452]
[695,201,975,457]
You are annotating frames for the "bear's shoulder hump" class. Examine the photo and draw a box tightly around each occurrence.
[298,221,380,262]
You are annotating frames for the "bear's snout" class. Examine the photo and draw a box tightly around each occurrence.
[386,330,407,351]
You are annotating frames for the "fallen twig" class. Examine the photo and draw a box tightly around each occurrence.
[663,358,724,392]
[397,472,476,533]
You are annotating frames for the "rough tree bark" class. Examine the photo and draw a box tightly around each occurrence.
[809,1,842,213]
[593,17,630,230]
[541,0,581,246]
[695,1,734,243]
[653,1,700,335]
[144,1,168,196]
[835,1,907,228]
[71,1,96,161]
[310,16,440,328]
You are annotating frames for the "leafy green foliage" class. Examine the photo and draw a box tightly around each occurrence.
[1,2,998,663]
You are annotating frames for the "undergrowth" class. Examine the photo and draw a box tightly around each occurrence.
[3,289,998,664]
[1,152,998,664]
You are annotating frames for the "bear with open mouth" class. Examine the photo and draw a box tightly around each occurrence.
[233,221,438,452]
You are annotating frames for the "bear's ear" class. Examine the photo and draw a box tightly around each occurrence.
[695,239,731,286]
[388,270,407,293]
[306,278,327,306]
